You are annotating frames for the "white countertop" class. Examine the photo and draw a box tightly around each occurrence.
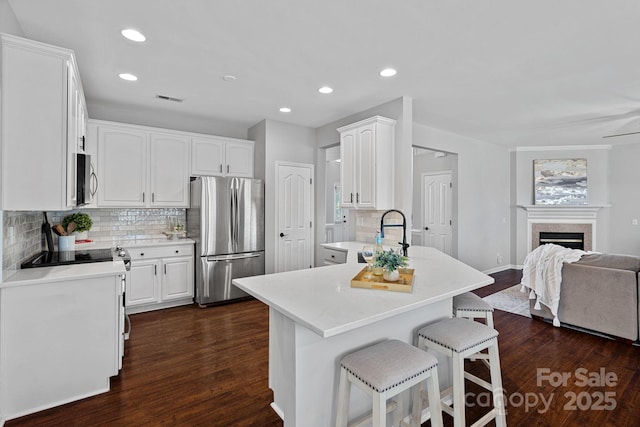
[2,261,126,288]
[234,243,493,338]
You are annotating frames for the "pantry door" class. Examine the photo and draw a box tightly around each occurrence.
[276,162,314,273]
[422,172,453,255]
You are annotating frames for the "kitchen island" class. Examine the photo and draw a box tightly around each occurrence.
[233,243,494,426]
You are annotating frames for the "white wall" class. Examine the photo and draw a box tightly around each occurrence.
[513,146,611,264]
[609,142,640,255]
[88,101,249,140]
[413,124,511,272]
[249,119,316,273]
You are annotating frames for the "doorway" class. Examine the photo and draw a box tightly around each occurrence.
[275,161,314,272]
[422,172,453,254]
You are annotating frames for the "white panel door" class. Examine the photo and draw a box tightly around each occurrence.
[161,256,194,301]
[98,126,147,207]
[149,133,190,207]
[191,136,224,176]
[355,123,376,208]
[277,163,314,272]
[422,173,452,255]
[339,130,356,207]
[226,141,254,177]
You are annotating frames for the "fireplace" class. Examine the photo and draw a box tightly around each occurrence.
[539,231,585,250]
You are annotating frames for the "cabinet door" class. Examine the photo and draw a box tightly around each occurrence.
[97,126,147,207]
[66,63,79,207]
[339,129,356,207]
[355,123,376,208]
[161,256,194,301]
[191,137,224,176]
[127,259,160,306]
[149,133,190,207]
[226,141,254,177]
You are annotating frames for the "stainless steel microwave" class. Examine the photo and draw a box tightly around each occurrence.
[76,153,94,206]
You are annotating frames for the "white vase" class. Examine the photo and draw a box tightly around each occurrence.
[383,269,400,282]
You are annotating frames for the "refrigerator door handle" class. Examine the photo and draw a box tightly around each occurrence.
[206,252,262,261]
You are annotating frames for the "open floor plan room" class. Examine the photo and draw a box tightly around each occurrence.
[5,271,639,427]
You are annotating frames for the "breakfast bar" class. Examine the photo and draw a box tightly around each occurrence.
[233,245,494,426]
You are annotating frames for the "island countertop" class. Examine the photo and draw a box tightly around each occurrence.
[233,245,493,338]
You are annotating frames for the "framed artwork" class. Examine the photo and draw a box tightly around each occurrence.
[534,159,588,205]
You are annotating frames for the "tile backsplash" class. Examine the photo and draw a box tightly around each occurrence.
[354,210,404,247]
[2,208,186,281]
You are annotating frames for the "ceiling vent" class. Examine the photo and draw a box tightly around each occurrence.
[156,94,183,103]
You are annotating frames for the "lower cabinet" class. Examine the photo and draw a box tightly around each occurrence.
[126,242,194,314]
[0,272,123,420]
[323,247,348,265]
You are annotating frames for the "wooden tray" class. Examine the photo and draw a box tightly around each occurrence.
[350,267,415,293]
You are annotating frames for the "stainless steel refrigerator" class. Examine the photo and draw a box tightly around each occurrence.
[187,176,265,305]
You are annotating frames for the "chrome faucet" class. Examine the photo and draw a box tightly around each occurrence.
[380,209,409,257]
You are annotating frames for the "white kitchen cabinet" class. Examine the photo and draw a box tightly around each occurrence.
[323,247,348,265]
[126,242,194,313]
[191,136,254,177]
[1,34,86,211]
[0,270,122,420]
[149,133,190,206]
[338,116,396,210]
[94,121,190,207]
[97,124,147,207]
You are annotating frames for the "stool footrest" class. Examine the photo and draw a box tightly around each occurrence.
[469,408,498,427]
[465,372,494,392]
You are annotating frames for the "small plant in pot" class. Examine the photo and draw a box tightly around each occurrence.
[374,248,408,281]
[61,212,93,240]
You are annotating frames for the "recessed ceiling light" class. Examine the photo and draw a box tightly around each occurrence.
[223,75,237,82]
[279,107,292,113]
[318,86,333,94]
[121,28,146,42]
[379,68,397,77]
[119,73,138,81]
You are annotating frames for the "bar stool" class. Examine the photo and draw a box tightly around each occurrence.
[336,339,443,427]
[417,318,506,427]
[453,292,494,328]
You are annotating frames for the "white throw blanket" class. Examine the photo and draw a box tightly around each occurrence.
[520,244,585,327]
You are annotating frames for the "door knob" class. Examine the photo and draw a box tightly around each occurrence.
[424,227,429,230]
[279,232,287,238]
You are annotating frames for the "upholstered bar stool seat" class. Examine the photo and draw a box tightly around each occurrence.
[418,318,506,427]
[336,339,443,427]
[453,292,494,328]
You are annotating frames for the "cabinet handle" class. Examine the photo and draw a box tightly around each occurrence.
[175,250,179,254]
[140,253,144,256]
[164,264,167,275]
[356,193,359,203]
[142,192,145,202]
[80,135,85,151]
[219,164,222,173]
[350,193,353,203]
[152,192,155,202]
[227,164,230,173]
[154,264,156,275]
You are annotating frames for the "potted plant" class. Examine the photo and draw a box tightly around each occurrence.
[62,212,93,240]
[374,248,408,281]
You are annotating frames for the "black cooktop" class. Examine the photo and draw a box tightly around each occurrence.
[21,249,115,269]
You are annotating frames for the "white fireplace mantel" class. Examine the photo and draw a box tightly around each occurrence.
[517,204,611,219]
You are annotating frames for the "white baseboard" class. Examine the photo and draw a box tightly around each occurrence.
[482,264,519,275]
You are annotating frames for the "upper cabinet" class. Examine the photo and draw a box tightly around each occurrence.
[94,121,190,208]
[1,34,87,211]
[338,116,396,210]
[191,136,254,177]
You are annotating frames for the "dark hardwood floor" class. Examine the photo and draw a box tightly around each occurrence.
[6,270,639,426]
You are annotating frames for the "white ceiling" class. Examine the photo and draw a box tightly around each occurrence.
[8,0,640,146]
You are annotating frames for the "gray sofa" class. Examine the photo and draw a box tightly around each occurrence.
[529,253,640,342]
